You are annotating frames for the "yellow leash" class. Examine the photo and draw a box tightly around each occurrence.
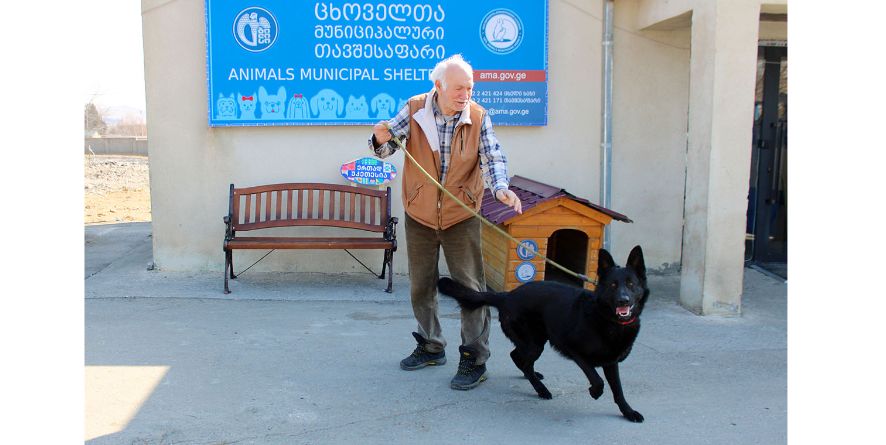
[383,123,595,285]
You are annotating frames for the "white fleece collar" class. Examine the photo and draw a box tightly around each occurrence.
[412,89,472,152]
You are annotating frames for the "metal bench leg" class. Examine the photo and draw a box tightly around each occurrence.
[378,249,389,279]
[224,250,232,294]
[385,250,393,293]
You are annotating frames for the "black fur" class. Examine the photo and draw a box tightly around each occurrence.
[438,246,649,423]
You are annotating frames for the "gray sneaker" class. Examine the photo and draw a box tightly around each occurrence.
[450,345,488,390]
[400,332,446,370]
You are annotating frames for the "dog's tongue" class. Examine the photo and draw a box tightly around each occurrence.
[616,306,631,317]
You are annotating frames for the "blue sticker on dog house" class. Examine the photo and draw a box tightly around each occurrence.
[515,262,536,283]
[341,157,397,186]
[516,239,538,260]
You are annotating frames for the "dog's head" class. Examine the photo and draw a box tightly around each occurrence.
[596,245,649,324]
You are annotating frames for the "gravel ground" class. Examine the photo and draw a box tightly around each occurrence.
[84,155,151,224]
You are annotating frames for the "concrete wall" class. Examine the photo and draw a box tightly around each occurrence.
[141,0,717,276]
[85,137,149,156]
[630,0,787,315]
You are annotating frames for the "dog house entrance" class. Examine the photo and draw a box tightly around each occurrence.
[544,229,588,288]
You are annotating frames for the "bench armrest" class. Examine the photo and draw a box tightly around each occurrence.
[223,215,234,239]
[384,216,398,245]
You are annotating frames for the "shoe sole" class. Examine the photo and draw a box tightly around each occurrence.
[400,357,447,371]
[450,373,488,390]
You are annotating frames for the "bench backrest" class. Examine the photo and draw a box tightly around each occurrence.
[229,183,391,233]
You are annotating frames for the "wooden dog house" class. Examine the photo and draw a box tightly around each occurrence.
[480,176,632,292]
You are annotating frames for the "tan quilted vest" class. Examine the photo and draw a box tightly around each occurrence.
[402,93,486,230]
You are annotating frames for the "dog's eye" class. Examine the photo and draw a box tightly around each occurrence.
[610,282,617,288]
[626,281,634,289]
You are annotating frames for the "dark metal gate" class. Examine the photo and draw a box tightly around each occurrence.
[746,44,787,277]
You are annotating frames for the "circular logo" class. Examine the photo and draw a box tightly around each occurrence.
[233,7,278,52]
[480,9,524,54]
[515,262,536,283]
[516,240,538,260]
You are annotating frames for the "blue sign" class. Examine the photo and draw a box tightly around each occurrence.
[516,239,538,260]
[205,1,548,127]
[341,157,397,186]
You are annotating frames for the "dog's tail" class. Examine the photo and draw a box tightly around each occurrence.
[438,277,505,311]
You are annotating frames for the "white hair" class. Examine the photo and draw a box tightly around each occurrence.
[430,54,474,90]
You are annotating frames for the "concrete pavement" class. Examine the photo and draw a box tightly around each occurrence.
[85,222,786,444]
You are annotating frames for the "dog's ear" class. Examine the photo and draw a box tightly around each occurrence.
[626,245,646,284]
[597,249,616,281]
[335,91,344,115]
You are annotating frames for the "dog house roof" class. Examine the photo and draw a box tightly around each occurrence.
[480,175,633,225]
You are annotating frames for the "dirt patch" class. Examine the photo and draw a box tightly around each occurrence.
[85,155,151,224]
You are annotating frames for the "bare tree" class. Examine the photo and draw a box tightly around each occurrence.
[85,102,107,136]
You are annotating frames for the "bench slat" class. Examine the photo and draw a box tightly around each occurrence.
[339,191,345,221]
[350,191,356,222]
[227,236,393,250]
[286,189,292,220]
[244,193,252,223]
[307,188,314,219]
[295,189,302,219]
[319,189,327,220]
[235,182,387,197]
[234,218,386,233]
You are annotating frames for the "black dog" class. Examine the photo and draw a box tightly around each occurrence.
[438,246,649,422]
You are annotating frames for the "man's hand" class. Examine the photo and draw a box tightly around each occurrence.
[495,189,522,214]
[373,122,392,145]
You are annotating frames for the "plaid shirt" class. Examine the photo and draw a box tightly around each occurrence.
[369,94,510,193]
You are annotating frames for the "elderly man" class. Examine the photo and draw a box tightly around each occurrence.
[369,54,522,390]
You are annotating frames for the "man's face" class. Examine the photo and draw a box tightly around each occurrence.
[435,65,473,116]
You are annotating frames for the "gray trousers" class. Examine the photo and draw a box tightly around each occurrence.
[405,214,492,365]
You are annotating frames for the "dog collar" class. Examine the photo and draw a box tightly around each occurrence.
[617,317,637,326]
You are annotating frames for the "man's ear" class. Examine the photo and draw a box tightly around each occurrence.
[597,249,615,282]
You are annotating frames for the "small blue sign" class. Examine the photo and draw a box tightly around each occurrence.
[515,262,536,283]
[341,157,397,186]
[516,239,538,260]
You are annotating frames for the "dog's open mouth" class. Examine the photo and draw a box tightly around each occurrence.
[616,305,633,318]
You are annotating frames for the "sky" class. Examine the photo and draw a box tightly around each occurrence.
[84,0,146,113]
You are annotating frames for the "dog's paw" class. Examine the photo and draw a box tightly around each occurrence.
[535,372,544,380]
[623,409,644,423]
[588,384,604,400]
[537,388,553,400]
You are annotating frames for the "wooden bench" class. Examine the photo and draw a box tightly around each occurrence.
[223,183,398,294]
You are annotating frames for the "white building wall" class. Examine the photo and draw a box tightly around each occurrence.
[140,0,719,275]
